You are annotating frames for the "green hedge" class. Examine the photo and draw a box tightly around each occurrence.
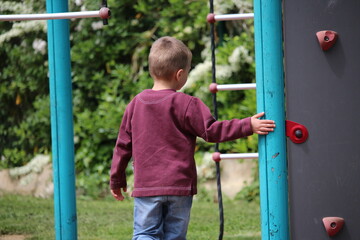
[0,0,257,198]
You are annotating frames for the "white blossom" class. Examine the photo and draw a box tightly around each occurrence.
[200,36,212,60]
[233,0,253,12]
[1,1,32,13]
[75,20,84,32]
[91,21,103,30]
[0,1,47,44]
[212,0,252,14]
[216,64,232,80]
[32,38,47,55]
[183,26,192,34]
[131,19,139,26]
[74,135,80,144]
[228,46,253,72]
[9,155,50,177]
[183,61,212,89]
[0,21,46,44]
[213,0,234,14]
[75,0,83,7]
[196,152,216,180]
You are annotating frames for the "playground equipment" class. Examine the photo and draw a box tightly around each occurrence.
[2,0,286,239]
[209,83,257,93]
[208,0,288,239]
[1,1,110,239]
[4,0,356,239]
[0,8,110,21]
[284,0,360,239]
[209,0,360,239]
[207,13,254,23]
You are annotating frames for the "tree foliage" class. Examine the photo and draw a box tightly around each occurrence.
[0,0,256,197]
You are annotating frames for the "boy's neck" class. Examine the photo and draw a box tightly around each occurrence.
[152,79,177,91]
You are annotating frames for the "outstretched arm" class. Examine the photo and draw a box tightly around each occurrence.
[251,112,276,135]
[184,98,254,142]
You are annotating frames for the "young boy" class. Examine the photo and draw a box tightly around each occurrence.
[110,36,275,240]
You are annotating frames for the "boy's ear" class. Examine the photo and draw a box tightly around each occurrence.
[175,69,184,81]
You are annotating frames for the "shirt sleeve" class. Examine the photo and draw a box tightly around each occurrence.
[110,106,132,190]
[184,97,253,143]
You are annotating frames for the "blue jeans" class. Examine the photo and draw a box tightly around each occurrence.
[132,195,193,240]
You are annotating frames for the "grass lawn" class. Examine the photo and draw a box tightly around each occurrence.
[0,194,260,240]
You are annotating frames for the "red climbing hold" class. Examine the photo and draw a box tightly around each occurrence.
[322,217,345,237]
[285,120,309,144]
[316,30,338,51]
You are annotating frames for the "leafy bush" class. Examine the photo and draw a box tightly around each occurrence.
[236,180,260,203]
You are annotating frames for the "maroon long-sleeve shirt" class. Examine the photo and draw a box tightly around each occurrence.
[110,89,253,197]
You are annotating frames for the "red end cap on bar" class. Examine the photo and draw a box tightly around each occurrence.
[212,152,221,162]
[99,7,111,19]
[209,83,218,93]
[207,13,216,23]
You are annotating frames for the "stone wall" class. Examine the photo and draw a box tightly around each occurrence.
[0,155,53,198]
[0,154,256,199]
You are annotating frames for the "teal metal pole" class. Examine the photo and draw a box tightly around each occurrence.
[46,0,77,239]
[254,0,289,239]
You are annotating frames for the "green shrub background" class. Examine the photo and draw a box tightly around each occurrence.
[0,0,258,200]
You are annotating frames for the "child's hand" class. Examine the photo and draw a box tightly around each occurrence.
[111,188,127,201]
[251,112,276,135]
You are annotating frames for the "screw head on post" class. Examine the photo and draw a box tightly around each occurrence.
[294,129,303,139]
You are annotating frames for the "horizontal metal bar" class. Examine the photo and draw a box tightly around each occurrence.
[0,8,110,21]
[212,152,259,161]
[220,153,259,159]
[218,83,256,91]
[215,13,254,21]
[209,83,256,93]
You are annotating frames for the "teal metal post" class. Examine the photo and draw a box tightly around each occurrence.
[46,0,77,239]
[254,0,289,239]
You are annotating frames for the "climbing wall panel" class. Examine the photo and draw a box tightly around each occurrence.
[284,1,360,239]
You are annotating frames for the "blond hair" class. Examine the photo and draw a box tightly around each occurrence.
[149,36,192,80]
